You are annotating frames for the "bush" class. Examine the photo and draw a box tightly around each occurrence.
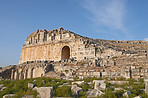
[79,83,89,92]
[115,90,124,98]
[0,79,37,98]
[78,90,87,98]
[105,81,112,87]
[54,86,72,97]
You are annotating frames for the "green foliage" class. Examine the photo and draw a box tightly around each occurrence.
[65,70,69,73]
[0,79,37,98]
[105,81,112,87]
[0,77,147,98]
[115,90,124,98]
[83,77,103,82]
[101,90,116,98]
[73,77,79,81]
[128,78,136,85]
[116,77,126,81]
[95,48,99,53]
[79,83,89,92]
[53,86,72,97]
[78,90,87,98]
[112,56,118,61]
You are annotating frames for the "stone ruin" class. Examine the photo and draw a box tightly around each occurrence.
[1,27,148,81]
[11,62,54,80]
[19,27,95,64]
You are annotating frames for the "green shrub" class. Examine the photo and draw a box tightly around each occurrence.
[115,90,124,98]
[53,86,72,97]
[79,90,87,98]
[105,81,112,87]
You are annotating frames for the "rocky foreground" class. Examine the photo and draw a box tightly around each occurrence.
[0,77,148,98]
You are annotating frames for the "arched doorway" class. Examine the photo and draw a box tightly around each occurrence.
[61,46,70,60]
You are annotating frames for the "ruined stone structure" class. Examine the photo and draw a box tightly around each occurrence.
[11,62,53,80]
[145,79,148,94]
[1,27,148,80]
[19,27,95,64]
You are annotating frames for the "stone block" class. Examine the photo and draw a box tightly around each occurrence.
[3,94,15,98]
[28,83,36,88]
[71,85,83,95]
[72,81,85,85]
[93,80,106,90]
[134,96,142,98]
[87,89,104,97]
[145,79,148,95]
[123,91,131,97]
[33,87,53,98]
[22,95,34,98]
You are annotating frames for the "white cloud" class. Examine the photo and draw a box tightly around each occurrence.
[144,38,148,41]
[79,0,127,33]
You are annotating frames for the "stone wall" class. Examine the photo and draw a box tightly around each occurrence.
[6,27,148,80]
[11,62,53,80]
[0,65,16,79]
[19,27,95,64]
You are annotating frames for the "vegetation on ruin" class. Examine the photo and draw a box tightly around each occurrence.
[0,77,148,98]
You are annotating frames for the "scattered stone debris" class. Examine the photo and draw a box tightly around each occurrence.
[28,83,36,89]
[87,89,104,97]
[22,95,34,98]
[108,81,129,85]
[93,80,106,90]
[2,27,148,97]
[114,87,123,91]
[2,94,15,98]
[72,81,85,85]
[134,96,142,98]
[71,85,83,95]
[123,91,131,97]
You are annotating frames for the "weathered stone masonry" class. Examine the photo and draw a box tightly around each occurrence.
[5,27,148,80]
[19,27,95,64]
[10,27,96,80]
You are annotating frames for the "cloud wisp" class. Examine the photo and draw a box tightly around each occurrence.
[79,0,127,33]
[144,38,148,41]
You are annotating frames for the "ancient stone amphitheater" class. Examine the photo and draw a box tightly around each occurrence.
[1,27,148,80]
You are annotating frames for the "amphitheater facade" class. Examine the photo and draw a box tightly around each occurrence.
[19,27,95,64]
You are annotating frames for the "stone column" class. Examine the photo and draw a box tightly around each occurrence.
[14,70,18,80]
[11,69,14,80]
[40,31,44,44]
[145,79,148,94]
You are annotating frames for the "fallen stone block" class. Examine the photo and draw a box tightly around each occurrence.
[134,96,142,98]
[123,91,131,97]
[87,89,104,97]
[28,83,36,89]
[71,85,83,95]
[33,87,53,98]
[22,95,34,98]
[72,81,85,85]
[93,80,106,90]
[3,94,15,98]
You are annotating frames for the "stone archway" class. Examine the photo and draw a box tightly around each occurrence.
[61,46,70,60]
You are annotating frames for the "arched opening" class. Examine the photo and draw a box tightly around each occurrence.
[61,46,70,60]
[31,68,34,78]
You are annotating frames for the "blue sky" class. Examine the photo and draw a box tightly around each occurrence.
[0,0,148,67]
